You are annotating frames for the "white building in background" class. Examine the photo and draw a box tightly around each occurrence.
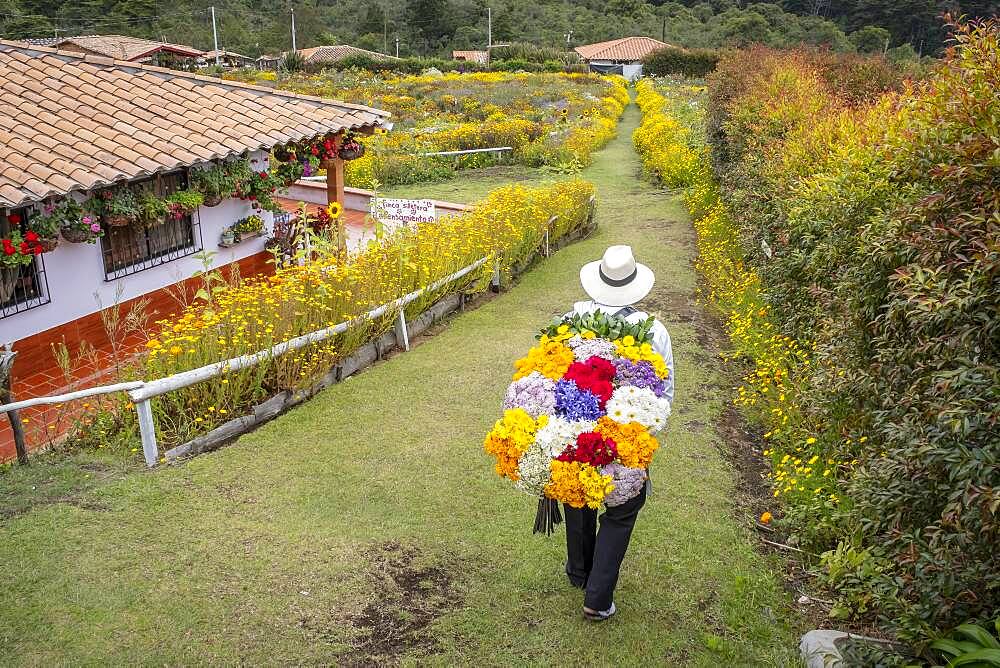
[574,36,671,80]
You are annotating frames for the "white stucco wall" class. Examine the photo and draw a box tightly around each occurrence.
[588,59,644,80]
[0,152,274,346]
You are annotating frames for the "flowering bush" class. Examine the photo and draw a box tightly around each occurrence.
[485,318,670,511]
[128,180,595,447]
[638,19,1000,643]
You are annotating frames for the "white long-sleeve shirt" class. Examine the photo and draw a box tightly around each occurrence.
[566,300,674,406]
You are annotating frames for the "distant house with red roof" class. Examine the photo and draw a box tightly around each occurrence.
[574,36,670,80]
[45,34,204,69]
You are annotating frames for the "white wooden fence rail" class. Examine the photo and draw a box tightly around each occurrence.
[0,256,490,468]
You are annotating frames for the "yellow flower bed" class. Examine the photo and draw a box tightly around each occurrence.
[634,79,852,506]
[226,69,628,187]
[142,179,596,445]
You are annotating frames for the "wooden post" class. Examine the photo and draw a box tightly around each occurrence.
[321,155,347,257]
[0,347,28,464]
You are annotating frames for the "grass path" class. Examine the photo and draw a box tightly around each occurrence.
[0,101,802,666]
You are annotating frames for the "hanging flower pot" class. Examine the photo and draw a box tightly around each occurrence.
[273,145,295,162]
[338,143,365,161]
[202,193,223,207]
[100,189,140,227]
[61,225,92,243]
[38,236,58,252]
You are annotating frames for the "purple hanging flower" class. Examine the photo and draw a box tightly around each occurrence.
[554,379,604,421]
[503,371,556,419]
[612,358,666,397]
[601,462,647,506]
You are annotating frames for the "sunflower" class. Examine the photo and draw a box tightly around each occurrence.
[325,201,343,219]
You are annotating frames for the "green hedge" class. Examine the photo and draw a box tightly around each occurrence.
[642,46,720,77]
[705,26,998,642]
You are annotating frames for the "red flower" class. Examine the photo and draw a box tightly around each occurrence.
[32,245,42,255]
[3,245,14,255]
[18,241,28,254]
[564,356,617,406]
[24,230,38,242]
[7,213,21,225]
[558,432,618,467]
[311,146,319,156]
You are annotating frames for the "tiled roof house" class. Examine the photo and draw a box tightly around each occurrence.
[452,50,489,65]
[297,44,398,66]
[574,37,670,79]
[47,34,205,63]
[0,39,389,409]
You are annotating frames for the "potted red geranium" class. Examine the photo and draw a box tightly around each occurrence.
[0,228,43,302]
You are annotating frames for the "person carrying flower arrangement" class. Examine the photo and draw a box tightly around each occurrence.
[563,245,673,621]
[484,245,674,622]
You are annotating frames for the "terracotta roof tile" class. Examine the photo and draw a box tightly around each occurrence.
[52,35,204,61]
[574,36,670,62]
[0,40,389,207]
[297,44,398,65]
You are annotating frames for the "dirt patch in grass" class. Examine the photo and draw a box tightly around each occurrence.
[0,456,125,522]
[340,541,461,664]
[714,405,771,521]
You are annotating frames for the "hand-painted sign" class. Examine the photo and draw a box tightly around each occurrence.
[370,198,436,224]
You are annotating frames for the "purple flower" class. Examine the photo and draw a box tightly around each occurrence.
[503,372,556,418]
[601,462,647,506]
[554,379,604,421]
[612,358,666,397]
[566,335,616,362]
[302,161,312,177]
[89,223,101,233]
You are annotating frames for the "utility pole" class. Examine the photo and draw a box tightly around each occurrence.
[290,7,296,52]
[487,6,492,49]
[565,30,573,47]
[383,10,388,55]
[211,6,221,65]
[395,35,399,58]
[662,18,666,42]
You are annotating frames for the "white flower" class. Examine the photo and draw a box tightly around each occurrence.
[605,386,671,432]
[534,416,595,458]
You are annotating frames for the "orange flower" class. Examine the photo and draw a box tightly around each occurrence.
[760,511,773,524]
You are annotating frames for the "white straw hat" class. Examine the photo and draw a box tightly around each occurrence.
[579,245,655,307]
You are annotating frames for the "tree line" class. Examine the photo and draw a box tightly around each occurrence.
[1,0,996,58]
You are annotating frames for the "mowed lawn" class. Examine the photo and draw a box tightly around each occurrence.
[0,102,802,665]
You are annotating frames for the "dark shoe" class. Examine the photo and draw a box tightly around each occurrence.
[583,602,616,622]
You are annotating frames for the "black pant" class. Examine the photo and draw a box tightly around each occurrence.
[563,486,647,611]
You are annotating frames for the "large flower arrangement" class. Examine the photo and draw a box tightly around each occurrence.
[485,311,670,532]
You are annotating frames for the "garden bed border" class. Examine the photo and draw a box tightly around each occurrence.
[163,199,598,462]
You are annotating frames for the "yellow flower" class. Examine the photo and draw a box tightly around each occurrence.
[169,345,183,355]
[325,201,343,219]
[484,409,547,480]
[513,337,575,381]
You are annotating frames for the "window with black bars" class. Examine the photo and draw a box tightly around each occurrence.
[101,171,203,281]
[1,208,50,319]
